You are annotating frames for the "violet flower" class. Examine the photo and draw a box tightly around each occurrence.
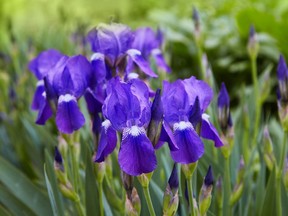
[87,23,157,78]
[29,49,63,110]
[160,76,223,164]
[98,77,157,176]
[128,27,171,73]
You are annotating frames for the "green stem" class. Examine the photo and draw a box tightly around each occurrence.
[251,56,260,148]
[71,143,79,193]
[187,177,196,216]
[99,181,104,216]
[143,186,156,216]
[196,45,205,80]
[75,199,85,216]
[223,157,231,216]
[276,132,287,216]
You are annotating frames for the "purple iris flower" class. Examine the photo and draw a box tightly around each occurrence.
[128,27,171,73]
[277,54,288,104]
[29,49,63,110]
[97,77,157,176]
[160,76,223,164]
[87,23,157,78]
[44,55,92,134]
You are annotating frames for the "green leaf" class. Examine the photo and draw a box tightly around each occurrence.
[0,156,52,216]
[260,169,276,216]
[0,184,35,216]
[44,150,65,216]
[85,150,100,216]
[0,204,12,216]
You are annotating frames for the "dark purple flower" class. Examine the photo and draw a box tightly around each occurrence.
[102,77,157,176]
[87,23,157,78]
[129,27,171,73]
[54,146,63,164]
[160,76,223,164]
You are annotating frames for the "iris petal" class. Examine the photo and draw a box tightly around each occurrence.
[201,114,223,147]
[95,120,117,162]
[35,93,53,125]
[31,80,45,110]
[118,126,157,176]
[171,123,205,163]
[56,95,85,134]
[126,49,158,78]
[151,49,171,73]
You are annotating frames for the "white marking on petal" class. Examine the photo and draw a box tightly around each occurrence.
[37,79,44,87]
[123,126,145,138]
[42,91,47,98]
[58,94,77,104]
[127,49,141,56]
[151,48,161,56]
[173,121,193,131]
[91,53,105,61]
[127,72,139,80]
[102,119,111,131]
[202,113,210,121]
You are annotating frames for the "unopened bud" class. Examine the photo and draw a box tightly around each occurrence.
[247,25,259,59]
[163,164,179,216]
[59,182,79,201]
[137,172,153,188]
[147,89,163,147]
[199,166,213,215]
[94,159,105,183]
[125,188,141,216]
[121,171,134,199]
[217,82,232,133]
[230,157,245,206]
[182,162,197,179]
[192,7,201,41]
[262,126,276,171]
[54,146,64,171]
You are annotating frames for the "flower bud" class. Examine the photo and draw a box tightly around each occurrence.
[182,162,197,179]
[125,188,141,216]
[121,171,134,199]
[163,164,179,216]
[230,157,245,206]
[54,146,64,171]
[192,7,201,41]
[262,126,276,171]
[199,166,213,216]
[137,172,153,188]
[217,82,232,133]
[247,25,259,59]
[59,182,79,201]
[94,160,105,183]
[147,89,163,147]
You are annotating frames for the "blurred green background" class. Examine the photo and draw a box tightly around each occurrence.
[1,0,288,215]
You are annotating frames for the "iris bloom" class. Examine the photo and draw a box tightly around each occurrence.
[159,76,223,164]
[30,52,92,134]
[87,23,157,79]
[29,49,63,110]
[128,27,171,73]
[96,77,157,176]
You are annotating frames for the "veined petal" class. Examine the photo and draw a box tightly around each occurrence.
[182,76,213,111]
[35,92,53,125]
[31,80,45,110]
[126,49,158,78]
[201,114,223,147]
[119,126,157,176]
[90,53,107,85]
[56,94,85,134]
[95,120,117,162]
[151,49,171,73]
[171,121,204,163]
[84,89,103,115]
[156,121,179,151]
